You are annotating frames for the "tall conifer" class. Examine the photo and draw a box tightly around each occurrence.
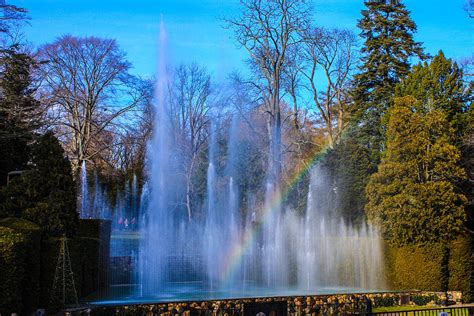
[0,50,41,186]
[352,0,425,161]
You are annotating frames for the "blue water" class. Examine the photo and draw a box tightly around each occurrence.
[88,283,384,305]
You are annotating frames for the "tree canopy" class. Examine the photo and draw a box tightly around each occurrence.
[0,132,78,236]
[0,49,41,186]
[366,96,467,245]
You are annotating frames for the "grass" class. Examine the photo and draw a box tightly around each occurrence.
[111,231,141,239]
[373,305,469,316]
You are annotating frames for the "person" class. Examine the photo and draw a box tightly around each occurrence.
[124,218,129,230]
[118,217,123,230]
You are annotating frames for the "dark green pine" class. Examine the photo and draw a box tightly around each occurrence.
[352,0,426,159]
[0,50,41,186]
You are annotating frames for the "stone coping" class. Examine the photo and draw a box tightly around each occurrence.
[88,290,462,307]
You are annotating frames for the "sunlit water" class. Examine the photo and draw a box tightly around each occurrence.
[89,283,382,305]
[83,21,387,304]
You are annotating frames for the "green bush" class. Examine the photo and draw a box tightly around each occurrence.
[0,226,24,315]
[0,217,110,314]
[0,132,78,237]
[411,294,440,306]
[0,218,40,315]
[39,235,102,309]
[373,295,399,307]
[384,242,446,291]
[384,236,473,303]
[448,235,473,302]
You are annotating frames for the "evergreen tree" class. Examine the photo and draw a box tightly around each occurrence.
[0,132,78,236]
[396,51,472,140]
[0,49,41,186]
[366,96,467,245]
[352,0,425,161]
[323,135,372,222]
[462,106,473,232]
[396,51,473,233]
[332,0,426,223]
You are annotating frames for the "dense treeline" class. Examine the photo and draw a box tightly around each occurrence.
[0,0,471,246]
[0,0,472,308]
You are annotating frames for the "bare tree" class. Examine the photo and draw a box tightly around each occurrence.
[301,27,357,147]
[37,35,149,172]
[282,44,305,131]
[226,0,310,182]
[168,63,213,220]
[465,0,474,18]
[0,2,28,47]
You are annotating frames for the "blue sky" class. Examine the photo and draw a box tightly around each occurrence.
[12,0,474,79]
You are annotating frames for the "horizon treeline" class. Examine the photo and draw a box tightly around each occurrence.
[0,0,472,251]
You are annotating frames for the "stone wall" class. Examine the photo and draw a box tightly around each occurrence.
[86,291,459,316]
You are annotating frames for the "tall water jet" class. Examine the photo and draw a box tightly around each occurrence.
[204,154,218,288]
[139,19,178,293]
[80,161,89,218]
[130,20,387,302]
[131,174,138,223]
[226,115,241,268]
[295,166,386,290]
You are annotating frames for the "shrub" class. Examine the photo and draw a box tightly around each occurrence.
[411,294,440,306]
[374,295,399,307]
[0,132,78,236]
[0,218,40,315]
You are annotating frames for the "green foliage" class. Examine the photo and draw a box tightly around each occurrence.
[351,0,426,172]
[448,235,473,302]
[0,218,40,315]
[411,294,440,306]
[396,51,472,139]
[353,0,425,109]
[0,226,24,314]
[323,132,374,222]
[373,295,400,307]
[0,132,78,236]
[384,241,447,291]
[366,96,467,245]
[383,236,473,302]
[39,235,102,309]
[0,49,41,186]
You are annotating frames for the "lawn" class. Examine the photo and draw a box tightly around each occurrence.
[372,306,470,316]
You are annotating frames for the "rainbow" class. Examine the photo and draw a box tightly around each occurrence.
[219,144,332,282]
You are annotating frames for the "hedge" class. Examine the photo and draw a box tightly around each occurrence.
[384,234,473,302]
[0,218,110,314]
[0,218,41,315]
[448,235,473,302]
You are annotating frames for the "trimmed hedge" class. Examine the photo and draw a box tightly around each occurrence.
[78,219,111,288]
[384,234,473,302]
[0,218,110,314]
[448,235,473,302]
[0,218,40,315]
[39,236,101,308]
[0,226,25,315]
[384,242,446,291]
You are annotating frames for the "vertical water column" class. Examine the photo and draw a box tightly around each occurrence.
[261,181,288,287]
[139,19,175,293]
[203,121,220,289]
[224,115,242,285]
[80,161,89,218]
[131,174,138,225]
